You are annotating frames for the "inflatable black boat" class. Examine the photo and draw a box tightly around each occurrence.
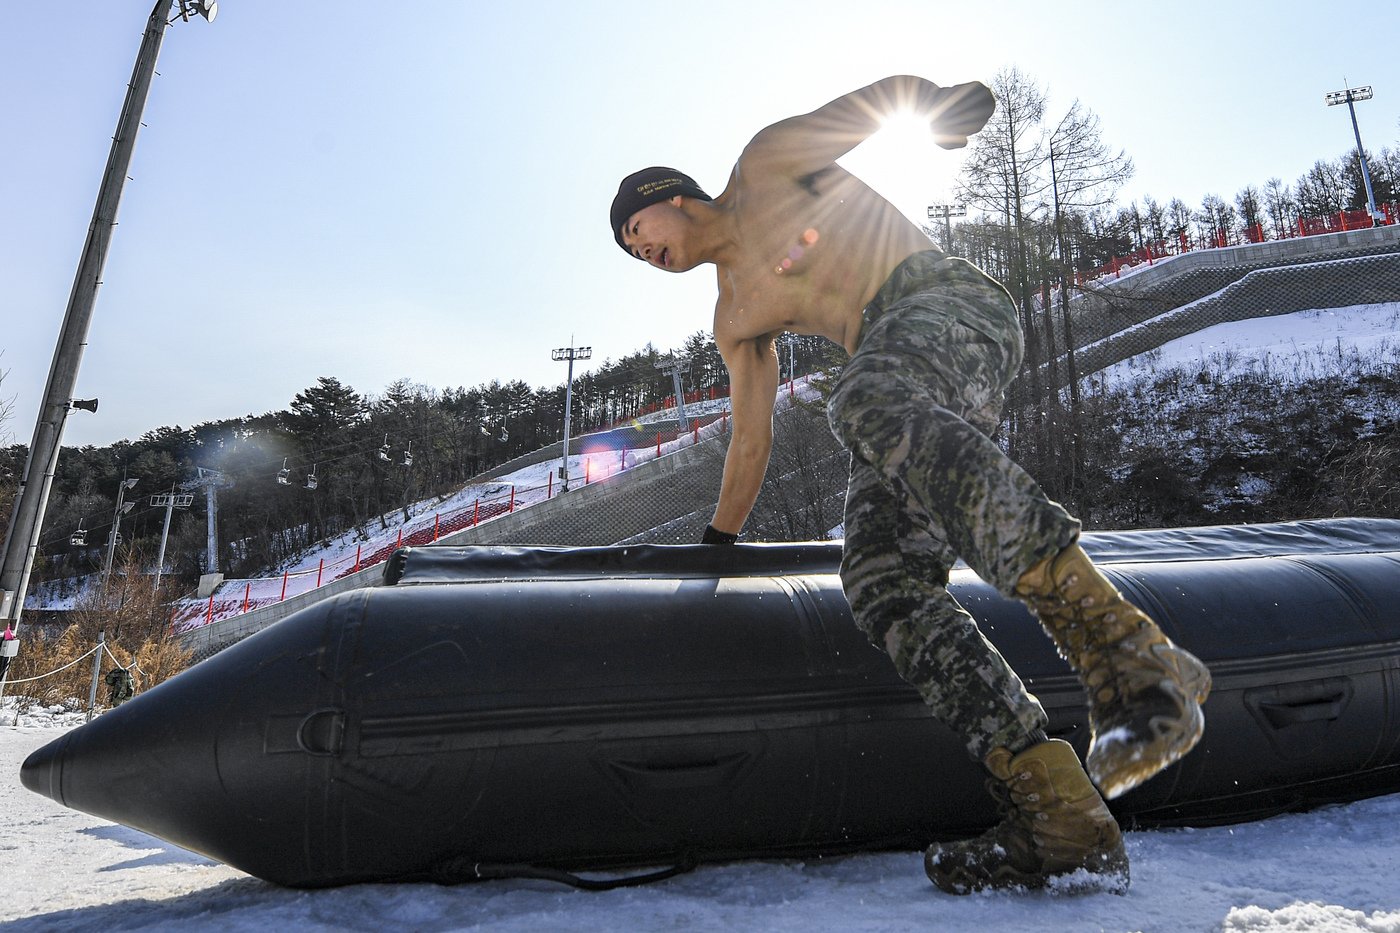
[21,519,1400,888]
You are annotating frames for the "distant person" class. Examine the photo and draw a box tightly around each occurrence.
[608,75,1210,895]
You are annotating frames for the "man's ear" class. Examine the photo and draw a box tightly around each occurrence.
[670,195,684,207]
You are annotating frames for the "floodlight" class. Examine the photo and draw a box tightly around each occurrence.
[1325,86,1372,106]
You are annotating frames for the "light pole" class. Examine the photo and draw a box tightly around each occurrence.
[928,202,966,252]
[102,475,140,589]
[0,0,216,639]
[779,334,799,384]
[551,343,592,491]
[1325,84,1381,225]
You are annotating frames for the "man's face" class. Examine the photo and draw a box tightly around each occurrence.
[620,197,689,272]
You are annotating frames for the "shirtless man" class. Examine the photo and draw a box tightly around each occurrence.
[610,75,1210,895]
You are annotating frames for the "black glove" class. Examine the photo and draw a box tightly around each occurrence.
[700,524,739,545]
[932,81,996,150]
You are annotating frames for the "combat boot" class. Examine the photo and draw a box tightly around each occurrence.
[924,739,1129,895]
[1015,543,1212,799]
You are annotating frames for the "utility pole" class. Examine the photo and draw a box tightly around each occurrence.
[0,0,217,642]
[551,342,592,492]
[1325,83,1381,224]
[654,355,692,434]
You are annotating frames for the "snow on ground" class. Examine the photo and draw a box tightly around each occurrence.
[2,714,1398,932]
[1094,302,1400,388]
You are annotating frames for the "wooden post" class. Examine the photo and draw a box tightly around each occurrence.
[86,631,105,722]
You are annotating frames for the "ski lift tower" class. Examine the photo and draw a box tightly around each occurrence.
[1325,84,1382,225]
[149,492,194,595]
[184,467,234,597]
[654,355,692,435]
[551,342,592,492]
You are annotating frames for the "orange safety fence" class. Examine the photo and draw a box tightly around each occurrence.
[1074,204,1397,286]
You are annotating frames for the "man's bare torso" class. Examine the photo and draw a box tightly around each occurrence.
[711,156,935,356]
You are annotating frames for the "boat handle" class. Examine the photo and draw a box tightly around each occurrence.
[1257,692,1346,728]
[608,751,750,790]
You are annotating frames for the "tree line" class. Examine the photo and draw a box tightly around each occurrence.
[1,333,838,585]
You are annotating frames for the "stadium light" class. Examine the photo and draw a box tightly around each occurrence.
[928,202,966,252]
[551,343,592,491]
[1324,84,1381,225]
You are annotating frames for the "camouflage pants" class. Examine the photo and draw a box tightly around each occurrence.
[827,252,1080,761]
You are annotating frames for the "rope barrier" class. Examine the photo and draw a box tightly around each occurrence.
[100,643,145,680]
[2,643,103,685]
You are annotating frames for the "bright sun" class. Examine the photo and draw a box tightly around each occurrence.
[837,110,960,227]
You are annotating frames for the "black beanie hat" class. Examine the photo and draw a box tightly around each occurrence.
[610,167,712,255]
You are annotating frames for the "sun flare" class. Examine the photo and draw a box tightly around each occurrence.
[838,110,960,228]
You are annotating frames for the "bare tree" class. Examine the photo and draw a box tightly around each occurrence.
[1165,198,1193,247]
[1141,196,1167,245]
[1263,177,1296,239]
[959,67,1051,432]
[1235,185,1264,239]
[1197,194,1236,246]
[1041,99,1133,501]
[1295,158,1349,215]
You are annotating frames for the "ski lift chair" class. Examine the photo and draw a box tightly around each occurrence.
[277,458,291,486]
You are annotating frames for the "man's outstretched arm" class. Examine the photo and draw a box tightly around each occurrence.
[709,333,781,539]
[744,75,995,173]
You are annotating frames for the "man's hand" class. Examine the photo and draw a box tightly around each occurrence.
[930,81,996,150]
[701,524,739,545]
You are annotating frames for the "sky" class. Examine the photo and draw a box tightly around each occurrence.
[3,1,1400,448]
